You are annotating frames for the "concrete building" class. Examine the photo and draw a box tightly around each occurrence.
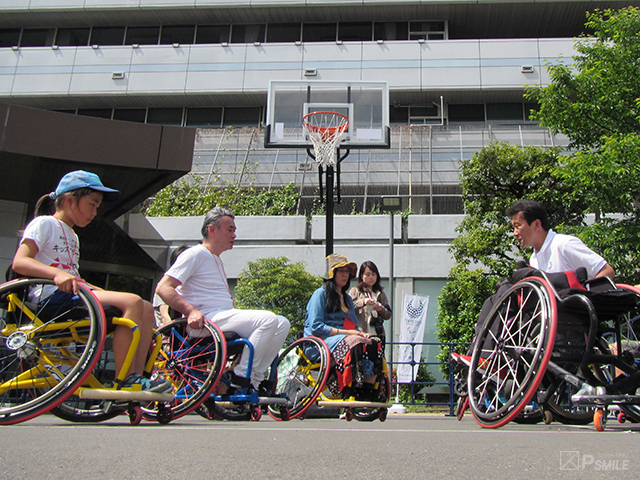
[2,1,634,375]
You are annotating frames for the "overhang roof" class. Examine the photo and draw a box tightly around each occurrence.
[0,104,195,273]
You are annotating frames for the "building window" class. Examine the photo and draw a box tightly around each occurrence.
[409,21,446,40]
[486,103,525,123]
[148,108,184,126]
[303,23,337,43]
[409,105,442,124]
[222,107,261,127]
[266,23,301,43]
[90,27,125,46]
[338,22,373,42]
[231,24,266,44]
[160,25,195,45]
[125,26,160,45]
[196,25,231,44]
[113,109,147,123]
[56,28,90,47]
[0,29,20,48]
[186,107,223,127]
[448,104,485,124]
[20,28,56,47]
[390,106,409,125]
[374,22,408,41]
[77,108,113,119]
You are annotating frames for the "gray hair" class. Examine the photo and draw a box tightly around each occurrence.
[201,206,234,238]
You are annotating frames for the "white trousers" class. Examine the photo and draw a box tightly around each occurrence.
[209,308,290,387]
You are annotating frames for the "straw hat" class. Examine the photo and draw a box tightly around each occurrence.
[323,253,357,280]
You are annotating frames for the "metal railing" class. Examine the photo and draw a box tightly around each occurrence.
[387,341,471,416]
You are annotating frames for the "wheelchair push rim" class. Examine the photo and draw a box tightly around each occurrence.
[141,317,226,422]
[268,336,331,420]
[467,277,557,428]
[0,278,106,425]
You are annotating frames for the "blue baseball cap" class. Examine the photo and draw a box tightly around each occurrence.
[54,170,121,202]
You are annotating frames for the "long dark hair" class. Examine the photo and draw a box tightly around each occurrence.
[323,277,351,313]
[356,261,383,292]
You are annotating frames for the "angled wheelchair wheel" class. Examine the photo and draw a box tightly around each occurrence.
[49,345,125,423]
[268,336,331,420]
[0,279,106,425]
[141,318,226,422]
[468,277,557,428]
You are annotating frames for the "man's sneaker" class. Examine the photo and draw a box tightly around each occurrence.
[122,373,173,393]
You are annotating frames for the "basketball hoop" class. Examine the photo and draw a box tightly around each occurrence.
[302,111,349,168]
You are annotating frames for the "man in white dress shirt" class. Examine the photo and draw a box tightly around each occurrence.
[507,200,615,280]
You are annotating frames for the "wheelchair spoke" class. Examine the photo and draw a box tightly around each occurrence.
[468,278,557,427]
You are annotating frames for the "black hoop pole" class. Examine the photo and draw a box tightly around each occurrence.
[326,164,335,256]
[324,149,350,257]
[306,146,350,257]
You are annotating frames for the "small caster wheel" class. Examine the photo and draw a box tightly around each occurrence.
[543,410,554,424]
[128,405,143,426]
[617,412,626,424]
[378,408,387,422]
[345,409,354,422]
[280,407,290,422]
[251,407,262,421]
[157,405,173,425]
[594,409,607,432]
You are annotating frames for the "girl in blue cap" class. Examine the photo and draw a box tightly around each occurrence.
[12,170,171,393]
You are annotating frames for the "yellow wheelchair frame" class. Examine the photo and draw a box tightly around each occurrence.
[0,278,172,425]
[268,336,391,421]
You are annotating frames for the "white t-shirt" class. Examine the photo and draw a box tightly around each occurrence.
[164,244,234,318]
[21,215,80,299]
[530,229,607,279]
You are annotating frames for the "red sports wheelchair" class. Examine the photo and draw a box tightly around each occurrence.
[462,267,640,431]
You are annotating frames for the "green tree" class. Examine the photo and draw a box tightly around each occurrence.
[436,266,496,365]
[437,7,640,369]
[525,7,640,284]
[452,142,574,275]
[233,257,322,339]
[435,144,575,370]
[525,7,640,150]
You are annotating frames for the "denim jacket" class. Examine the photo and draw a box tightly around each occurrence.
[304,286,358,352]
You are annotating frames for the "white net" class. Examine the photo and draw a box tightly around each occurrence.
[303,111,349,168]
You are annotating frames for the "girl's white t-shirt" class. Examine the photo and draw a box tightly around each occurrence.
[21,215,80,299]
[22,216,80,275]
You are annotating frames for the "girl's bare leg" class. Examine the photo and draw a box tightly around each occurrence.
[93,290,154,377]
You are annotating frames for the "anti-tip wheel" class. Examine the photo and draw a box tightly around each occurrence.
[128,405,143,426]
[594,409,607,432]
[251,407,262,421]
[378,409,388,422]
[157,405,173,425]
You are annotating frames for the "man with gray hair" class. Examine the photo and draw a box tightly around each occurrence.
[156,206,290,392]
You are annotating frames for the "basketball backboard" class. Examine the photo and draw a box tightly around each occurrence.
[265,80,390,149]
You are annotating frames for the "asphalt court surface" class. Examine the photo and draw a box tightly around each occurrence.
[1,412,639,479]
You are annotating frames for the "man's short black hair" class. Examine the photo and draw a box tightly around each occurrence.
[506,200,550,231]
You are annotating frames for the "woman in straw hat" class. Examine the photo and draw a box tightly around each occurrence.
[304,254,385,401]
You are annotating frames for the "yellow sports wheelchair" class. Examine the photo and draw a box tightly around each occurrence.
[269,336,392,421]
[0,278,175,425]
